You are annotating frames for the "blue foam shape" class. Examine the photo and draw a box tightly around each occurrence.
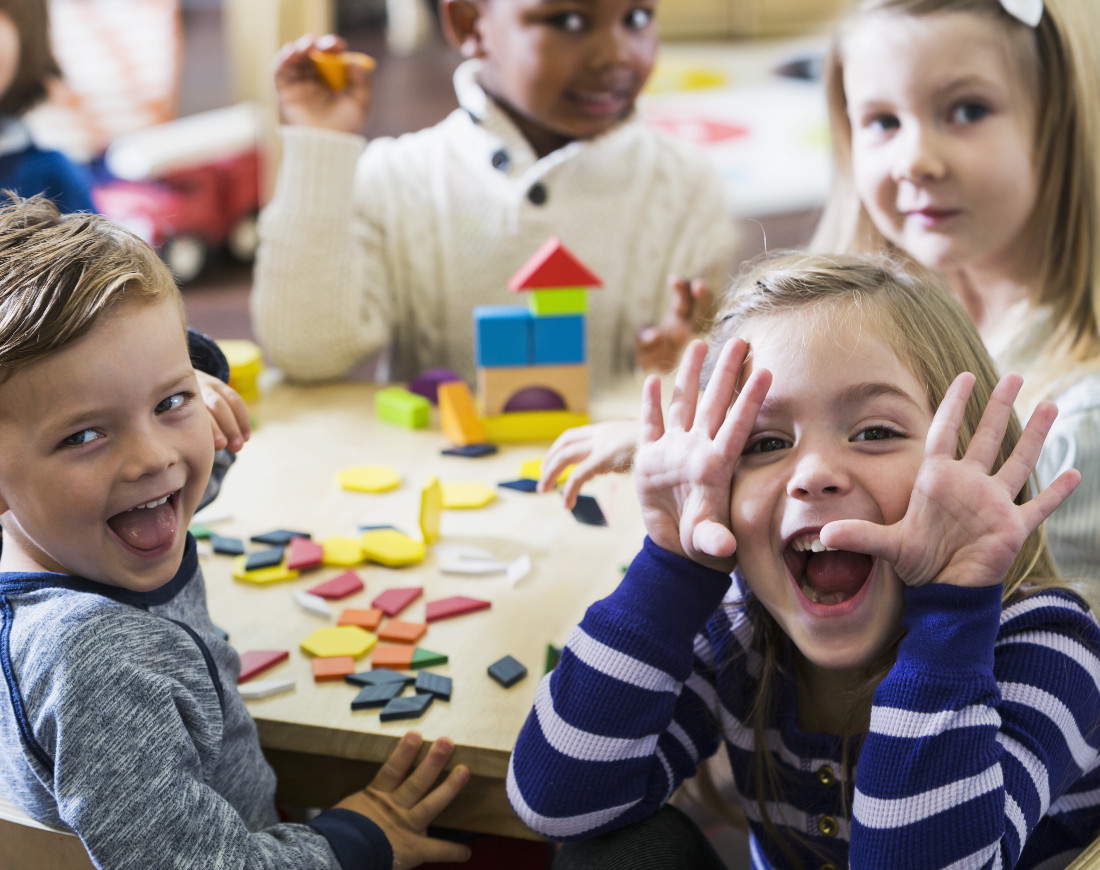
[474,305,532,367]
[532,314,585,365]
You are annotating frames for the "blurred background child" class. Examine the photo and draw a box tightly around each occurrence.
[251,0,737,385]
[0,0,94,212]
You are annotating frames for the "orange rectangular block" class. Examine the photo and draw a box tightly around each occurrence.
[372,645,415,669]
[438,380,487,446]
[312,656,356,681]
[339,607,384,631]
[378,620,428,643]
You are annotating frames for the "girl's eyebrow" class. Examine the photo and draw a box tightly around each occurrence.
[758,381,925,416]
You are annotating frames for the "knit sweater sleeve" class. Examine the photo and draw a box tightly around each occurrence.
[851,584,1100,868]
[24,607,387,869]
[507,537,733,840]
[251,126,393,382]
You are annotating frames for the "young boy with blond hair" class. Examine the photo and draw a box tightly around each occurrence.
[0,196,471,869]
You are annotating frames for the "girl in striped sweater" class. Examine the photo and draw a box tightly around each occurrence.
[508,254,1100,869]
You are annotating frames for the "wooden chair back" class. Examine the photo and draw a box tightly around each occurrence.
[0,794,95,870]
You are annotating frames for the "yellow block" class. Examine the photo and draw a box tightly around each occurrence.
[300,625,377,658]
[518,458,575,486]
[482,411,590,443]
[361,529,426,567]
[217,339,264,403]
[308,49,376,91]
[338,464,401,493]
[321,536,366,567]
[441,481,497,510]
[438,381,488,446]
[419,476,443,544]
[231,555,299,585]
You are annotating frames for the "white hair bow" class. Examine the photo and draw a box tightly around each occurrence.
[999,0,1043,26]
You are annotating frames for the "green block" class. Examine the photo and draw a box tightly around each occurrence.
[527,288,587,316]
[190,523,213,539]
[375,387,430,429]
[544,643,562,675]
[410,647,449,669]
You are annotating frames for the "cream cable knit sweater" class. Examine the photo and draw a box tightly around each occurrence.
[252,60,737,388]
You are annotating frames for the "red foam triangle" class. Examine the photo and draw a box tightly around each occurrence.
[238,649,289,682]
[507,237,602,291]
[425,595,492,622]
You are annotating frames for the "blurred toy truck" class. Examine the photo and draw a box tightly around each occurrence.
[93,103,263,284]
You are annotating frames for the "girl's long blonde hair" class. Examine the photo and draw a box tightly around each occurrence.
[812,0,1100,402]
[701,252,1065,867]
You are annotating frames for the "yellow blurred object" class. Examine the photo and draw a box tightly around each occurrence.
[307,49,377,91]
[217,339,264,402]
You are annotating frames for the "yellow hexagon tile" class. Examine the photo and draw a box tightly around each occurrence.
[231,555,300,585]
[442,481,497,509]
[300,625,378,658]
[338,464,402,493]
[321,536,366,567]
[360,529,426,567]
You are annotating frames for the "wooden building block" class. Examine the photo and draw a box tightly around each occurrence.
[481,410,590,443]
[375,387,430,429]
[438,381,488,446]
[488,655,528,688]
[477,364,588,417]
[307,570,364,600]
[351,682,404,710]
[251,529,311,546]
[379,693,433,722]
[407,368,462,404]
[300,626,377,659]
[312,656,356,681]
[473,305,532,367]
[238,649,289,682]
[528,287,587,316]
[507,237,602,291]
[532,315,585,365]
[286,536,324,570]
[372,644,415,669]
[414,671,452,701]
[360,529,426,567]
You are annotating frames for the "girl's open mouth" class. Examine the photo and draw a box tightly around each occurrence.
[784,535,873,607]
[107,491,180,555]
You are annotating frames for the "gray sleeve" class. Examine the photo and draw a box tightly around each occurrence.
[25,613,357,870]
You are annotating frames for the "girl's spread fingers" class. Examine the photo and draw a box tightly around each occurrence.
[965,373,1023,470]
[997,399,1059,495]
[638,375,665,446]
[925,373,975,459]
[668,340,706,430]
[370,732,422,793]
[1022,469,1082,530]
[697,338,747,438]
[714,368,771,457]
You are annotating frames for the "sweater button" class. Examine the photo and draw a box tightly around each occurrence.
[817,815,838,837]
[527,182,548,205]
[491,149,510,170]
[816,765,835,786]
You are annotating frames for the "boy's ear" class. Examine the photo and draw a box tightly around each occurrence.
[439,0,485,59]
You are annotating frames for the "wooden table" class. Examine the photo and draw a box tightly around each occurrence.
[202,378,648,839]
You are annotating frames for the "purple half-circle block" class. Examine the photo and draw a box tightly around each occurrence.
[503,386,566,412]
[407,368,463,405]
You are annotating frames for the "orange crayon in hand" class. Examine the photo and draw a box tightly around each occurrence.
[308,49,376,91]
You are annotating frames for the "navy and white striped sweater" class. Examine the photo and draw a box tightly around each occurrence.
[508,538,1100,869]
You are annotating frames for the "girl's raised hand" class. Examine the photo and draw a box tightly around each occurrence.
[274,34,373,133]
[537,419,640,509]
[822,373,1081,588]
[635,338,771,573]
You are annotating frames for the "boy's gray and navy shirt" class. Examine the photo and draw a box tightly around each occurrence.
[0,537,392,869]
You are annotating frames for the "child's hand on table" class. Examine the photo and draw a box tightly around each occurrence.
[334,732,471,868]
[194,370,251,453]
[635,338,771,573]
[538,419,640,509]
[635,277,711,373]
[821,372,1082,589]
[274,34,373,134]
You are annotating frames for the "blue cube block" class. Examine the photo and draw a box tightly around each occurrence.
[532,314,585,365]
[474,306,532,367]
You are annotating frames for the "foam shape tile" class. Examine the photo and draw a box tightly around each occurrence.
[238,649,289,682]
[307,570,364,600]
[286,536,325,571]
[425,595,491,623]
[312,655,356,681]
[351,682,404,710]
[419,476,443,545]
[360,529,426,567]
[378,619,428,643]
[294,590,332,618]
[338,464,402,493]
[308,48,376,91]
[414,671,452,701]
[321,536,366,567]
[345,669,416,688]
[339,607,384,631]
[371,586,423,617]
[245,547,285,571]
[251,529,311,546]
[441,481,497,510]
[488,654,528,688]
[380,693,433,722]
[410,647,449,668]
[232,555,299,585]
[300,625,378,659]
[238,678,295,700]
[441,443,498,458]
[211,535,245,556]
[371,644,414,669]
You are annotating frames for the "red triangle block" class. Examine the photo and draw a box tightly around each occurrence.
[507,237,602,291]
[286,536,324,571]
[307,570,364,599]
[425,595,492,622]
[372,586,424,617]
[238,649,289,682]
